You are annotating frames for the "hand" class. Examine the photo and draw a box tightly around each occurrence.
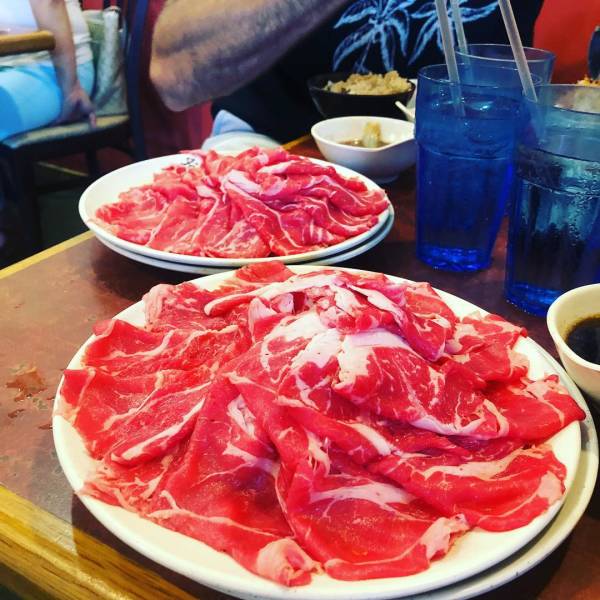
[58,82,96,127]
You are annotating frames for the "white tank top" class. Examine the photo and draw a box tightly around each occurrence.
[0,0,92,67]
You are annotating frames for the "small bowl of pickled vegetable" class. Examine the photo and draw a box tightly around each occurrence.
[311,116,416,183]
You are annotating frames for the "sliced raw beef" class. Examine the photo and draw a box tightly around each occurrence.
[59,368,209,464]
[84,318,250,377]
[147,379,318,586]
[94,146,390,258]
[225,176,344,256]
[83,442,187,512]
[281,447,468,580]
[372,439,567,531]
[333,329,503,438]
[145,196,204,253]
[443,312,529,382]
[93,187,169,245]
[445,342,530,383]
[143,282,227,333]
[205,218,270,258]
[486,375,586,441]
[446,312,527,354]
[143,263,294,333]
[344,276,457,361]
[62,263,585,587]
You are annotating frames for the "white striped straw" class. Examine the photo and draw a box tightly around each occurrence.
[498,0,538,102]
[450,0,468,54]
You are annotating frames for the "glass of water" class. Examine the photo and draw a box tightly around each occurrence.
[415,64,530,271]
[456,44,555,84]
[505,85,600,315]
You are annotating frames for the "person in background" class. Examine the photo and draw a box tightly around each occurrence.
[0,0,95,141]
[150,0,544,143]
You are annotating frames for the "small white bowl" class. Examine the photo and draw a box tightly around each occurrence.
[547,284,600,405]
[311,116,416,184]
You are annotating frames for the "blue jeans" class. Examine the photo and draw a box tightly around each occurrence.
[0,60,95,140]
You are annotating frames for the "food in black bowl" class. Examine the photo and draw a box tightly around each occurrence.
[307,71,415,120]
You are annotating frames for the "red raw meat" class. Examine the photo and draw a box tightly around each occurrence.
[59,368,210,464]
[94,147,390,258]
[146,196,203,253]
[84,443,187,512]
[94,187,168,245]
[486,375,586,441]
[146,379,317,586]
[372,439,567,531]
[443,312,529,382]
[333,329,502,438]
[345,276,456,361]
[61,263,585,587]
[225,175,344,255]
[143,282,227,333]
[282,448,468,580]
[143,263,294,333]
[84,318,250,377]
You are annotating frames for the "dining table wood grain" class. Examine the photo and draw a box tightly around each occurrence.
[0,136,598,600]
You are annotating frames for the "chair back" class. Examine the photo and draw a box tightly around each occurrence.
[101,0,149,160]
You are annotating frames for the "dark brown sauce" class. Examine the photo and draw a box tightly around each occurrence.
[566,315,600,365]
[340,139,389,148]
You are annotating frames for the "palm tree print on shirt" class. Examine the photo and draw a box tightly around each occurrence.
[333,0,499,72]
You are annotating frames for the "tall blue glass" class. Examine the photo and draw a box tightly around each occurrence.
[415,64,528,271]
[505,85,600,316]
[456,44,555,84]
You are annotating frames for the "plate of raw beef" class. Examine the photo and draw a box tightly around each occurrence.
[53,264,586,600]
[79,147,393,270]
[95,208,395,275]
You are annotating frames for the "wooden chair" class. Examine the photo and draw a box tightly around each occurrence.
[0,0,149,253]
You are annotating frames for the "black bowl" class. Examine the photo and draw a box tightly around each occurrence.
[307,72,415,120]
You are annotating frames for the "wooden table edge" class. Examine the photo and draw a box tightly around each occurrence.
[0,485,196,600]
[0,231,94,281]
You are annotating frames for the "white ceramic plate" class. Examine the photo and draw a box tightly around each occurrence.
[53,266,583,600]
[96,207,395,275]
[79,154,392,267]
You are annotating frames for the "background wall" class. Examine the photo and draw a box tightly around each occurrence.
[534,0,598,83]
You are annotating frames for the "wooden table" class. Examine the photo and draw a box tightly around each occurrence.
[0,137,598,600]
[0,29,55,57]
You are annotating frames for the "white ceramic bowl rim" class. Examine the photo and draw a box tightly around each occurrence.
[311,116,415,153]
[547,283,600,373]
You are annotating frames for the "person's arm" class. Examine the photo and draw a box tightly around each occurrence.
[30,0,95,125]
[151,0,348,111]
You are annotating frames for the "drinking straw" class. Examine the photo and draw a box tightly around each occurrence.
[434,0,461,87]
[434,0,464,115]
[450,0,468,54]
[497,0,537,102]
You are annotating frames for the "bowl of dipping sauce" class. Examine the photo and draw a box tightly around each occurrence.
[307,71,415,120]
[311,116,416,183]
[547,283,600,404]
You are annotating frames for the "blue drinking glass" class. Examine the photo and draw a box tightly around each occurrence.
[415,64,530,272]
[456,44,555,84]
[505,84,600,316]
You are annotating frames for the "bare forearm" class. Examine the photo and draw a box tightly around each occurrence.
[30,0,77,96]
[151,0,347,111]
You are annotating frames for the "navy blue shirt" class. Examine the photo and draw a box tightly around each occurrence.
[213,0,544,142]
